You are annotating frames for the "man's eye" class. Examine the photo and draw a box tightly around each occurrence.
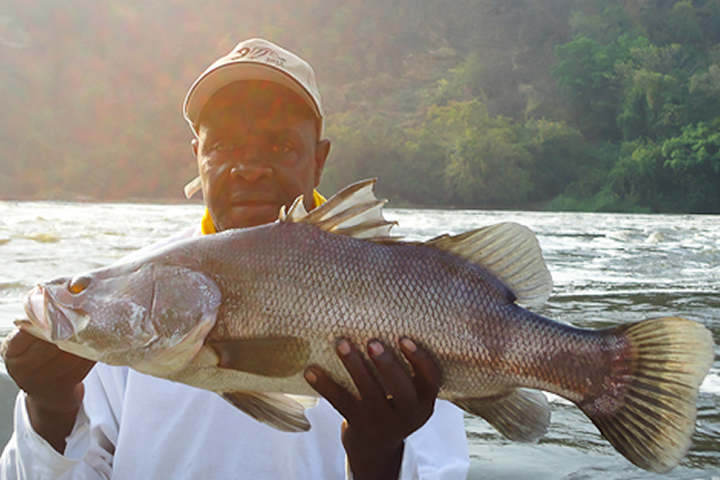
[213,142,236,152]
[270,143,292,154]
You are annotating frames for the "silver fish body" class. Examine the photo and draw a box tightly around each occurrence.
[10,180,715,473]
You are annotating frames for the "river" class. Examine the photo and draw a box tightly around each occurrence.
[0,201,718,479]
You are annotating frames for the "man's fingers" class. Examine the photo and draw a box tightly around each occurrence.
[10,341,71,375]
[54,357,96,388]
[304,366,358,419]
[3,329,44,358]
[399,338,441,402]
[307,336,443,458]
[367,340,417,408]
[4,330,95,399]
[334,339,387,405]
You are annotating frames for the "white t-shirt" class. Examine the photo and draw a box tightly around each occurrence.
[0,226,470,479]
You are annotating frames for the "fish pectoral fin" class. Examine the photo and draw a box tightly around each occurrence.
[209,336,311,377]
[453,388,550,443]
[221,391,318,432]
[425,223,552,306]
[281,179,400,242]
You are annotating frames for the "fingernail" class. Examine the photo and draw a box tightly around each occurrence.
[304,369,318,384]
[400,338,417,353]
[337,340,351,356]
[369,341,384,357]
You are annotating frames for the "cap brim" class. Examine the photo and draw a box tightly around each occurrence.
[183,62,322,129]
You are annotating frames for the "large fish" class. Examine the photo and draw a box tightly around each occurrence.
[3,180,715,473]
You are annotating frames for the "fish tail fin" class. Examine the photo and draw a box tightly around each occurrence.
[578,316,714,473]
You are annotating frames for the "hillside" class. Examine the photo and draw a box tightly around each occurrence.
[1,0,719,212]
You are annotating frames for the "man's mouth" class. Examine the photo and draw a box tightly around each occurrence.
[228,195,279,207]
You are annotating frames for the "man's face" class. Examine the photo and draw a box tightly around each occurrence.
[193,81,329,231]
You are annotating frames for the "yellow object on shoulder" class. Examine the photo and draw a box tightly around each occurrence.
[200,189,327,235]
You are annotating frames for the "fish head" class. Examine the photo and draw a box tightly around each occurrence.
[22,261,222,375]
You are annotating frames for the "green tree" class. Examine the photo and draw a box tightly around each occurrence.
[668,0,702,45]
[661,120,720,212]
[615,40,700,142]
[553,34,649,140]
[608,121,720,212]
[521,119,594,202]
[688,64,720,123]
[608,139,667,211]
[416,100,533,206]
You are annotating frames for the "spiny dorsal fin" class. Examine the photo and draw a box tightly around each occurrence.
[425,222,552,306]
[279,195,309,222]
[278,179,399,242]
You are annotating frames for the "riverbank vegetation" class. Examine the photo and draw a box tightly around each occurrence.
[1,0,719,212]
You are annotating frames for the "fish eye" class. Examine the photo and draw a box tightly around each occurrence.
[68,275,91,294]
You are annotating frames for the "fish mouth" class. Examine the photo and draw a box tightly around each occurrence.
[23,285,79,341]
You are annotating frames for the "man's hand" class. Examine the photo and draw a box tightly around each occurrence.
[3,329,95,453]
[305,337,441,480]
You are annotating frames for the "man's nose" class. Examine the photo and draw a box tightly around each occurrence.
[229,141,272,182]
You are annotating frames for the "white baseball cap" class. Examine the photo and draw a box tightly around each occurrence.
[183,38,323,136]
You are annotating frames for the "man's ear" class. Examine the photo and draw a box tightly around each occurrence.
[314,139,331,186]
[191,138,199,156]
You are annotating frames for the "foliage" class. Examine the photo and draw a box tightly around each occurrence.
[553,34,651,140]
[661,120,720,212]
[431,101,533,206]
[520,119,594,202]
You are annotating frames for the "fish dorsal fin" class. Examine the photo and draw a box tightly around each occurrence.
[278,179,400,242]
[425,222,552,306]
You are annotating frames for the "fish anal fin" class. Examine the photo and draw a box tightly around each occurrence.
[280,178,400,242]
[221,391,318,432]
[425,222,552,306]
[209,336,310,377]
[453,388,550,443]
[578,316,714,473]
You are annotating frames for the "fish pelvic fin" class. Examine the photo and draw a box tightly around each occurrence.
[278,178,400,242]
[578,316,715,473]
[221,391,318,432]
[453,388,550,442]
[425,222,552,306]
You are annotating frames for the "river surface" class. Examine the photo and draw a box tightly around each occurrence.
[0,201,718,479]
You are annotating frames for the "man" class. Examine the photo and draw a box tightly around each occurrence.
[1,38,469,479]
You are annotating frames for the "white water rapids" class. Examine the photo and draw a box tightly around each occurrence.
[0,201,718,478]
